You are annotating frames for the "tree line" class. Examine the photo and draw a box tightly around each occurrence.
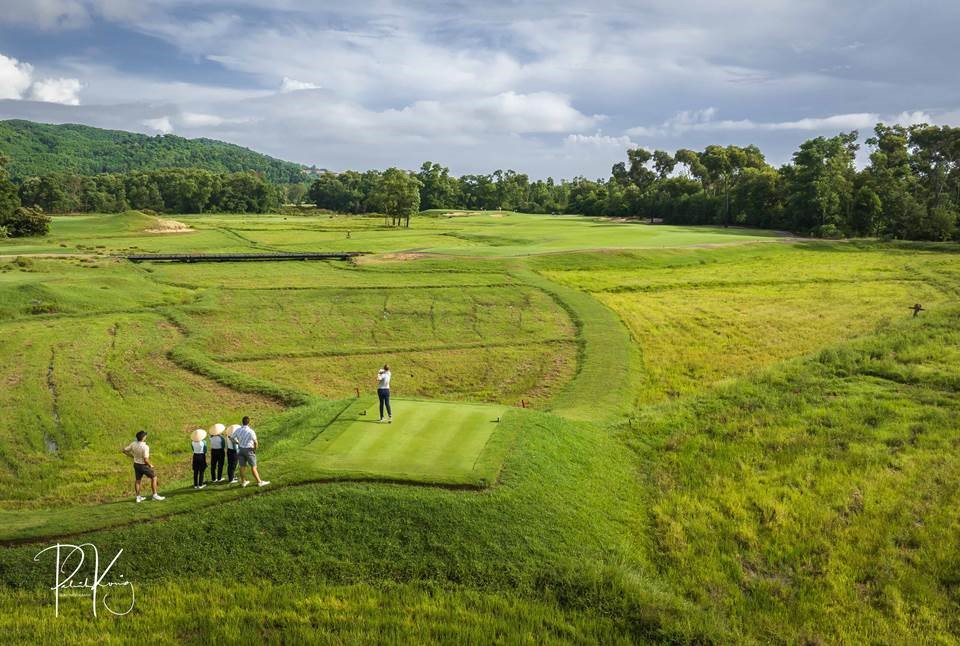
[3,122,959,241]
[307,123,960,241]
[0,162,283,237]
[16,168,282,215]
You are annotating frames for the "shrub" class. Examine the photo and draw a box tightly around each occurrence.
[814,223,844,239]
[0,205,51,237]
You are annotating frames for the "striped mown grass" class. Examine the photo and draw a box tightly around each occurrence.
[297,397,510,486]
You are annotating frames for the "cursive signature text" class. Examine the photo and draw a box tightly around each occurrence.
[33,543,136,617]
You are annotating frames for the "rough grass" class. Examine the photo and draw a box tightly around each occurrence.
[604,280,946,404]
[2,581,637,645]
[627,307,960,643]
[541,243,959,405]
[181,285,573,359]
[226,341,576,405]
[3,212,960,643]
[0,313,281,508]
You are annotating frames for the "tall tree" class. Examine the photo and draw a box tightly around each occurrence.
[417,162,460,210]
[0,155,21,227]
[369,168,422,227]
[784,132,858,234]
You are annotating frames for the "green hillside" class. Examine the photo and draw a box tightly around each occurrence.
[2,213,960,642]
[0,120,305,183]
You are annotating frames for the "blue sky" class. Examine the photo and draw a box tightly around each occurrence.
[0,0,957,178]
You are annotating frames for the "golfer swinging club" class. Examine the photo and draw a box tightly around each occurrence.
[377,364,392,423]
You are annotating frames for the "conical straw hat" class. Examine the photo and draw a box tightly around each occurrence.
[209,423,225,436]
[225,424,241,437]
[191,428,207,442]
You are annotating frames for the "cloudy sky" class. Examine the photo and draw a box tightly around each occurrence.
[0,1,957,178]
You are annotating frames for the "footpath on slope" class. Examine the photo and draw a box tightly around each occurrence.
[513,267,639,422]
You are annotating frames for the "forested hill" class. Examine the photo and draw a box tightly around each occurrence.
[0,120,305,183]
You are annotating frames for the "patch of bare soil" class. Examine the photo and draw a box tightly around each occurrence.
[145,218,193,233]
[355,252,434,265]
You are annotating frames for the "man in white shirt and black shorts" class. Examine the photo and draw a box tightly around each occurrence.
[121,431,165,503]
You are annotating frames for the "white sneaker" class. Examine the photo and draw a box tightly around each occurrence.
[379,418,384,423]
[152,494,165,501]
[388,417,392,424]
[258,480,270,487]
[197,484,207,490]
[135,496,145,503]
[242,480,251,488]
[230,478,238,484]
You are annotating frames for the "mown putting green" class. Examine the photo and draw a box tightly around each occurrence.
[299,397,510,486]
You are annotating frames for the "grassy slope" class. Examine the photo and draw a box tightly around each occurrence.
[1,409,696,642]
[628,308,960,642]
[4,581,636,645]
[2,213,960,642]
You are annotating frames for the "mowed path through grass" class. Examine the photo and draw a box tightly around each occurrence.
[298,397,508,486]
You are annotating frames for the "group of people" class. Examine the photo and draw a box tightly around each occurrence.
[121,415,269,503]
[190,416,270,490]
[120,365,394,503]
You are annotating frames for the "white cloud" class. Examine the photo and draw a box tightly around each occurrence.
[0,53,34,100]
[279,77,320,92]
[468,92,600,134]
[889,110,933,127]
[3,1,959,177]
[238,90,599,143]
[565,132,637,148]
[29,77,83,105]
[179,112,256,127]
[142,116,173,133]
[0,52,83,104]
[627,108,935,137]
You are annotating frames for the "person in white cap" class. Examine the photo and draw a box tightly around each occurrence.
[191,429,208,490]
[121,430,165,503]
[232,416,269,488]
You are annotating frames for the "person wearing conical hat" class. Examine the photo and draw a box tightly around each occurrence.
[225,424,241,484]
[191,428,208,490]
[209,423,227,483]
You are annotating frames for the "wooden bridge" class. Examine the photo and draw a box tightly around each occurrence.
[124,251,367,263]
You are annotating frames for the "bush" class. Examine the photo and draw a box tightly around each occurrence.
[0,205,51,237]
[814,223,844,239]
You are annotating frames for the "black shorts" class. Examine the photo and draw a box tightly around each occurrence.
[134,463,155,480]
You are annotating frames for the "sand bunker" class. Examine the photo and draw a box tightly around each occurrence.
[356,252,432,265]
[145,218,193,233]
